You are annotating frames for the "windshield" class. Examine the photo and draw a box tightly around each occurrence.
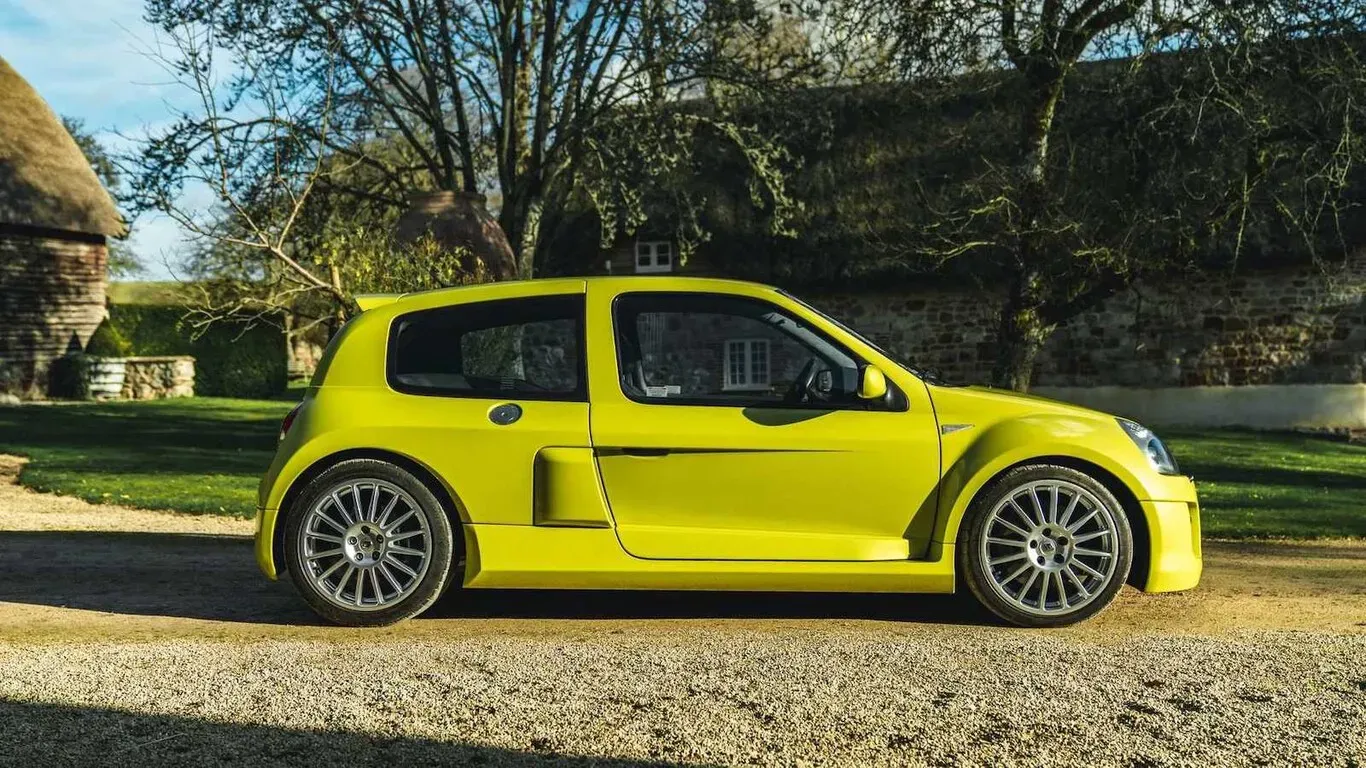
[778,290,946,385]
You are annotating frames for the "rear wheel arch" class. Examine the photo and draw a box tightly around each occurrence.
[273,448,466,572]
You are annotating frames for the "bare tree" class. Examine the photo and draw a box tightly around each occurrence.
[129,23,350,339]
[139,0,811,277]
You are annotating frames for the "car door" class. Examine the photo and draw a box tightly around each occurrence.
[385,288,591,525]
[586,282,942,561]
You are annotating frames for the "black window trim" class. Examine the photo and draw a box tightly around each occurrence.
[611,291,908,413]
[386,293,589,403]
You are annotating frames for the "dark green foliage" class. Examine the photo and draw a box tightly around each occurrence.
[46,354,92,401]
[108,306,287,399]
[84,320,132,357]
[559,49,1366,291]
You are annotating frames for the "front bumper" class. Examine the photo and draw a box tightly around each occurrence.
[1138,476,1202,593]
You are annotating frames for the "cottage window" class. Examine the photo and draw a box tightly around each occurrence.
[724,339,770,391]
[613,292,871,408]
[635,241,673,273]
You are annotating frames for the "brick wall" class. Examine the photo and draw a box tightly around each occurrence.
[0,230,108,397]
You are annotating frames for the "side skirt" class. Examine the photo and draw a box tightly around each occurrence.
[461,524,955,593]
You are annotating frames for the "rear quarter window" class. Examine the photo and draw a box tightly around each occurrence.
[387,294,586,401]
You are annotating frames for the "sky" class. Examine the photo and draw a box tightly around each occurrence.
[1,0,194,280]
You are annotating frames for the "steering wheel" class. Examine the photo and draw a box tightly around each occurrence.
[786,357,820,404]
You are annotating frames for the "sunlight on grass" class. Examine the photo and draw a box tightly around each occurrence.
[1163,429,1366,538]
[0,398,295,517]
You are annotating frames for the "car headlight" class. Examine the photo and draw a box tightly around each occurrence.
[1117,419,1180,475]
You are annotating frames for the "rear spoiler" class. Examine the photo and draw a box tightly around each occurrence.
[354,294,402,312]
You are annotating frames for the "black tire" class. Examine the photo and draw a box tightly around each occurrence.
[283,459,457,627]
[958,463,1132,628]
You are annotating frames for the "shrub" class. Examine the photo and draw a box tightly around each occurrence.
[85,319,133,357]
[46,354,91,400]
[107,305,287,398]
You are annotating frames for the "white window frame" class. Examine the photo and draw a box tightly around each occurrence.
[634,241,674,273]
[723,338,771,391]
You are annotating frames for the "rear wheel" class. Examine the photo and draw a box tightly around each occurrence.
[283,459,456,626]
[959,464,1132,627]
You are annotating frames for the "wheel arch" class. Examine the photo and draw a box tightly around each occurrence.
[272,447,467,574]
[946,454,1151,590]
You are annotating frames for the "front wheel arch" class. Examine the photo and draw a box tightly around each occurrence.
[273,448,466,575]
[958,462,1134,626]
[953,455,1151,591]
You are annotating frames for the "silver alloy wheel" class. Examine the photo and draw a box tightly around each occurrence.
[298,479,432,612]
[979,479,1120,617]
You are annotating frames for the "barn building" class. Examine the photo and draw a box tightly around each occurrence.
[0,54,124,398]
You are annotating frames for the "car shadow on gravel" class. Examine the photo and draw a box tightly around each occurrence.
[432,588,991,625]
[0,531,315,625]
[0,698,671,767]
[0,530,993,627]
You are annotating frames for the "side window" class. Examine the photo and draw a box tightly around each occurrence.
[389,295,584,400]
[614,293,864,408]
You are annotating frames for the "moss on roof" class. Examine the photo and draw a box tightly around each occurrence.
[0,54,125,237]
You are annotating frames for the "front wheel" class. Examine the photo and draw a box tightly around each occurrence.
[283,459,456,627]
[959,464,1132,628]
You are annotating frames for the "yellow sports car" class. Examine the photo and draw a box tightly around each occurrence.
[256,277,1201,627]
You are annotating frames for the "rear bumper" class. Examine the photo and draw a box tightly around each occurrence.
[1140,494,1202,593]
[255,506,279,580]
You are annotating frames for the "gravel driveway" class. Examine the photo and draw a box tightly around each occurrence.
[0,456,1362,767]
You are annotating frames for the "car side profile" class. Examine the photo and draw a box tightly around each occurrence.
[255,276,1202,628]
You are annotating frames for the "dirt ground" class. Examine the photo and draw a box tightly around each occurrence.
[0,455,1362,766]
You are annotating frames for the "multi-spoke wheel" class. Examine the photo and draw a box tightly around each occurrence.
[283,459,456,626]
[960,464,1132,627]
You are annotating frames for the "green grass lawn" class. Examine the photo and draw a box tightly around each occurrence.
[0,399,294,517]
[0,399,1361,536]
[1163,428,1366,538]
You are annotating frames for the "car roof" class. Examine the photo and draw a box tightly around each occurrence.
[375,275,779,310]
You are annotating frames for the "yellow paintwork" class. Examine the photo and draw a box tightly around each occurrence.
[533,448,613,528]
[858,366,888,400]
[353,294,401,312]
[255,276,1201,596]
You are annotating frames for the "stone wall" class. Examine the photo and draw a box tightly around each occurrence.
[120,356,195,400]
[818,253,1366,388]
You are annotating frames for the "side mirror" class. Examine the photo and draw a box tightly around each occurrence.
[814,369,834,395]
[858,365,888,400]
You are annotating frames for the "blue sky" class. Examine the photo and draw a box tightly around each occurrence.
[1,0,191,279]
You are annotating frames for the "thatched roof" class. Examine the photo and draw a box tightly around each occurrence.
[0,55,125,237]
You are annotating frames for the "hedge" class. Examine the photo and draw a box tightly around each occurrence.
[108,305,288,399]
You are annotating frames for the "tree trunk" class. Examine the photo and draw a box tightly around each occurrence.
[517,198,543,279]
[991,69,1066,391]
[991,269,1052,391]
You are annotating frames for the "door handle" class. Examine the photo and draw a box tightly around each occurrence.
[620,447,670,457]
[488,403,522,425]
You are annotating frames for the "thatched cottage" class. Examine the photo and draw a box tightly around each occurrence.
[0,54,124,398]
